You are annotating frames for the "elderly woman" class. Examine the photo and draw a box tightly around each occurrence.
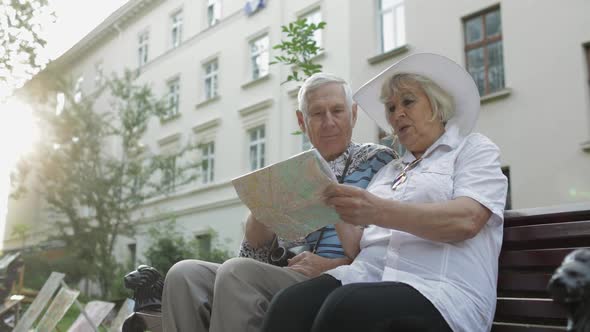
[261,53,508,332]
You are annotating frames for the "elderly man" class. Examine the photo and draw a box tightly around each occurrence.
[162,73,395,332]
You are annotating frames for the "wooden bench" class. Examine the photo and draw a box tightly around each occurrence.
[492,203,590,331]
[126,203,590,331]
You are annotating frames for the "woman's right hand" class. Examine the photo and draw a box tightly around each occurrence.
[324,183,384,227]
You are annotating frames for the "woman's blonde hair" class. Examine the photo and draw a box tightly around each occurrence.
[380,73,455,125]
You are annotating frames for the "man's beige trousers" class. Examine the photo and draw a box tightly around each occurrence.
[162,257,310,332]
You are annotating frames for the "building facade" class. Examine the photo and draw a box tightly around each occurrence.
[4,0,590,263]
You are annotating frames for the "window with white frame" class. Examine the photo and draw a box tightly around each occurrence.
[94,61,104,87]
[166,78,180,117]
[138,30,149,67]
[162,155,177,191]
[207,0,221,27]
[128,243,137,267]
[74,76,84,103]
[249,34,269,80]
[131,158,149,195]
[301,8,322,48]
[201,141,215,184]
[203,59,218,100]
[249,126,265,170]
[378,0,405,53]
[195,233,212,257]
[171,10,183,48]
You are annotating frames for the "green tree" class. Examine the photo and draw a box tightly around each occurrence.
[0,0,54,97]
[11,223,31,248]
[271,18,326,84]
[272,18,326,135]
[11,70,199,297]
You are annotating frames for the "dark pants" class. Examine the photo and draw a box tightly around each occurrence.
[261,274,453,332]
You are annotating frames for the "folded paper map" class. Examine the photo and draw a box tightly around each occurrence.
[232,149,341,240]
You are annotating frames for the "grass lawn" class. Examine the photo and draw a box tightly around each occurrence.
[55,305,80,331]
[42,302,108,332]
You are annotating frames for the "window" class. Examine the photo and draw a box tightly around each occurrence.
[166,78,180,117]
[128,243,137,267]
[203,59,218,100]
[162,155,177,191]
[138,31,149,67]
[378,0,405,53]
[502,166,512,210]
[245,0,264,16]
[301,8,322,47]
[171,11,183,48]
[94,62,104,87]
[201,142,215,184]
[585,44,590,90]
[207,0,221,27]
[464,6,505,96]
[195,233,212,258]
[249,126,265,170]
[249,34,269,80]
[378,128,404,157]
[74,76,84,103]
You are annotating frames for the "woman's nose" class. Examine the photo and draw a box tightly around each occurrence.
[390,106,406,121]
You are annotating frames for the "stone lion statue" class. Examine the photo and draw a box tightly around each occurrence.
[122,265,164,332]
[548,249,590,332]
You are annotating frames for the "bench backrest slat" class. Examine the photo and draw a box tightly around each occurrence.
[497,272,554,295]
[495,298,566,323]
[504,220,590,243]
[492,323,567,332]
[504,205,590,227]
[500,248,577,268]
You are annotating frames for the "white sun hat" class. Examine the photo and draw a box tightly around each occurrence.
[353,53,481,137]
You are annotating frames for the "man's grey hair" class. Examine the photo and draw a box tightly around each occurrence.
[380,73,455,125]
[297,73,353,122]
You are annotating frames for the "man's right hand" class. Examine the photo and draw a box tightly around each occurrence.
[287,251,352,278]
[244,213,276,248]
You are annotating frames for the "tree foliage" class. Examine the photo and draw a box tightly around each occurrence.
[271,18,326,84]
[11,70,199,297]
[143,221,233,276]
[0,0,54,97]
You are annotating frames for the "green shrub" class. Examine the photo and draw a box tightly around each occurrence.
[143,221,233,276]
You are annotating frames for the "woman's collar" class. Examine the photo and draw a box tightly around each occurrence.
[401,126,461,163]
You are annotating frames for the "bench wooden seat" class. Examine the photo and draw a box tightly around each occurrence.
[492,203,590,331]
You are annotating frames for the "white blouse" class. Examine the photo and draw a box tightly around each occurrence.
[327,127,508,332]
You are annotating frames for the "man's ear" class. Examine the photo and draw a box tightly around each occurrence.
[351,103,358,128]
[296,110,306,132]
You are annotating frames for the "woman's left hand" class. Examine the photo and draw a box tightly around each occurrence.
[323,183,383,227]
